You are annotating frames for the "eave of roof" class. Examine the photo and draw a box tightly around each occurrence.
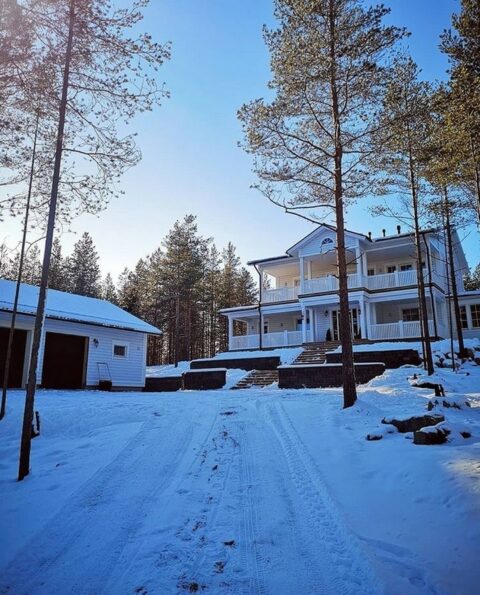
[246,255,292,266]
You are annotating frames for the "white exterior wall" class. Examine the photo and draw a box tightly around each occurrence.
[0,312,148,388]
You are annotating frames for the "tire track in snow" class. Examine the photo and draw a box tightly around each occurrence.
[235,418,268,595]
[264,400,385,595]
[0,415,199,595]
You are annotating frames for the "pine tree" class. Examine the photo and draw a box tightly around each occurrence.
[16,0,169,480]
[440,0,480,222]
[464,263,480,291]
[64,232,101,297]
[372,57,435,375]
[238,0,405,407]
[48,238,67,291]
[101,273,118,304]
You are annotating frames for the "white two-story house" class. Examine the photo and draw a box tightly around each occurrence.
[220,224,480,350]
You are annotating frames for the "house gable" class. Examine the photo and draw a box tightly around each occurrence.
[287,224,366,258]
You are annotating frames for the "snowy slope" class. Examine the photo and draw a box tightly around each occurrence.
[0,365,479,594]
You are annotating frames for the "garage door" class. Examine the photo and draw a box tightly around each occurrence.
[0,328,27,388]
[42,332,88,389]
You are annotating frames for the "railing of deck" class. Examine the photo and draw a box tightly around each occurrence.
[262,286,299,303]
[368,319,435,340]
[303,273,362,294]
[230,329,310,350]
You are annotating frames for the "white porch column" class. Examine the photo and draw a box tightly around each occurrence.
[301,305,307,344]
[299,257,305,293]
[359,296,367,340]
[228,316,234,350]
[307,260,312,280]
[310,308,316,342]
[355,246,361,280]
[362,251,368,282]
[308,308,314,342]
[365,300,372,339]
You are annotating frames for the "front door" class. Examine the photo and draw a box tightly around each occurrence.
[332,308,360,341]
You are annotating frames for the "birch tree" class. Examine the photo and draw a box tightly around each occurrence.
[238,0,405,408]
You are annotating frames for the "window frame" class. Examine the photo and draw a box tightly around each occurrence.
[471,304,480,328]
[402,307,420,322]
[460,305,469,329]
[112,342,129,359]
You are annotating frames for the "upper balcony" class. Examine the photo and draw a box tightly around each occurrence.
[261,268,444,303]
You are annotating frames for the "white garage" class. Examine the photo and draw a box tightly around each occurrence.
[0,279,161,390]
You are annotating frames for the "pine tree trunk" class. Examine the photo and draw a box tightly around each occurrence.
[1,112,39,420]
[329,0,356,408]
[18,0,76,481]
[406,127,434,375]
[444,188,466,358]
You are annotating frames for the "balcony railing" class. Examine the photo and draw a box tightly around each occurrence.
[369,319,435,340]
[262,285,299,303]
[230,329,310,350]
[262,269,444,303]
[303,273,361,294]
[366,269,417,290]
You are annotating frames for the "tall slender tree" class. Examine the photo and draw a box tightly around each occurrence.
[440,0,480,222]
[372,57,435,374]
[238,0,405,407]
[17,0,169,481]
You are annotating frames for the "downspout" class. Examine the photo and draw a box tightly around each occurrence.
[422,234,438,338]
[253,263,263,351]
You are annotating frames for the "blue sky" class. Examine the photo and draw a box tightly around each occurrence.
[3,0,478,276]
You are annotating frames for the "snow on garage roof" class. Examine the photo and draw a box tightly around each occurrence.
[0,279,161,335]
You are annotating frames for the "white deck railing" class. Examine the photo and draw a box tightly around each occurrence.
[303,273,362,294]
[367,269,417,290]
[262,269,444,303]
[262,285,299,303]
[369,320,435,340]
[230,329,310,350]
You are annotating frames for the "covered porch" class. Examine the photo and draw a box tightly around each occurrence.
[367,295,447,340]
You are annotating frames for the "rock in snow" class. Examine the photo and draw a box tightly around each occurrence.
[382,414,445,433]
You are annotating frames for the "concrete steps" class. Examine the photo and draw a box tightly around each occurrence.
[293,342,341,365]
[293,340,373,365]
[231,370,279,390]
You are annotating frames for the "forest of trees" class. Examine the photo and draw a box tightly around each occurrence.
[1,215,257,364]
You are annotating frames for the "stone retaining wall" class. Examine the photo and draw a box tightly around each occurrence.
[144,376,183,392]
[183,369,227,390]
[325,349,420,368]
[190,356,280,371]
[278,363,385,389]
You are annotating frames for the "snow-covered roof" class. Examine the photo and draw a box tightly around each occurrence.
[0,279,161,335]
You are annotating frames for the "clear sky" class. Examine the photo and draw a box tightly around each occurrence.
[2,0,478,277]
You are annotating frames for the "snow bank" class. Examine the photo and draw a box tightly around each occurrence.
[1,359,479,594]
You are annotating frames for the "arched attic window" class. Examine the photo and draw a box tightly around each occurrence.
[320,237,334,253]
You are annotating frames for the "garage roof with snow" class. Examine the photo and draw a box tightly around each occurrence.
[0,279,161,334]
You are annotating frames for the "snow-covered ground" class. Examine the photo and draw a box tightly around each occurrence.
[1,362,479,594]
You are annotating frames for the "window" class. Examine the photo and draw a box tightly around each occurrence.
[387,265,397,274]
[402,308,420,322]
[400,264,413,271]
[367,269,375,276]
[113,343,128,358]
[460,306,469,329]
[321,237,334,252]
[471,304,480,328]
